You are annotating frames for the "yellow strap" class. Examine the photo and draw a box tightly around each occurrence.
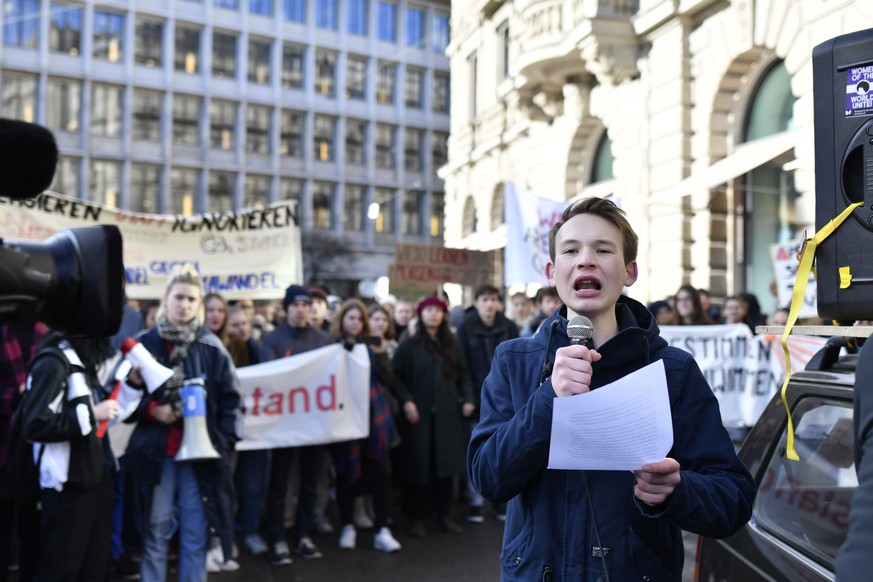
[840,266,853,289]
[780,201,862,461]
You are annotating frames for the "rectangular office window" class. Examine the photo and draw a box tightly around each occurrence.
[130,164,161,213]
[282,44,304,89]
[248,38,271,84]
[135,19,163,67]
[346,55,367,100]
[279,110,303,157]
[173,94,201,145]
[433,72,449,113]
[373,187,394,233]
[498,20,510,80]
[430,191,444,237]
[376,2,396,42]
[375,124,395,169]
[50,3,82,55]
[212,32,237,78]
[208,171,235,212]
[315,50,336,97]
[214,0,239,9]
[432,130,448,168]
[403,190,423,235]
[175,25,201,74]
[51,156,80,198]
[316,0,337,30]
[405,67,423,109]
[1,73,37,122]
[432,13,449,53]
[345,119,367,165]
[210,100,236,150]
[91,84,123,138]
[133,89,162,141]
[312,181,335,229]
[404,127,424,173]
[405,7,424,47]
[171,168,198,215]
[244,174,271,208]
[246,104,271,153]
[347,0,367,36]
[46,77,80,133]
[90,159,121,207]
[313,115,336,162]
[344,184,365,231]
[283,0,304,22]
[4,0,39,49]
[93,11,124,62]
[249,0,272,17]
[279,177,302,203]
[376,62,396,104]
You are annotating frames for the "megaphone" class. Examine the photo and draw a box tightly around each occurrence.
[120,338,173,393]
[175,378,220,463]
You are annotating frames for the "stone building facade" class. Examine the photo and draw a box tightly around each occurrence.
[443,0,873,314]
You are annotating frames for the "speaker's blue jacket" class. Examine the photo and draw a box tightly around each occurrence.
[468,296,756,581]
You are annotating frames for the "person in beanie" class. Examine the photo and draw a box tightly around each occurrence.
[260,284,331,566]
[391,295,475,538]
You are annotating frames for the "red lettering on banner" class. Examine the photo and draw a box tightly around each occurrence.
[249,375,338,415]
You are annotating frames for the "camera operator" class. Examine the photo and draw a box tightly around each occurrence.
[121,267,241,581]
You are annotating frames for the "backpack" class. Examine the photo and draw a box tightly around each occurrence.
[0,345,71,503]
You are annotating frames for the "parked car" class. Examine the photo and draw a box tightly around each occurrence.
[696,338,858,581]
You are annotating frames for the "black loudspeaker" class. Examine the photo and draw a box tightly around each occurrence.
[813,28,873,322]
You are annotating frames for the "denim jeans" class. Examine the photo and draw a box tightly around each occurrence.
[141,459,208,582]
[234,449,269,536]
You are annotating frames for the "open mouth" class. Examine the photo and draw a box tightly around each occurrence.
[573,277,601,292]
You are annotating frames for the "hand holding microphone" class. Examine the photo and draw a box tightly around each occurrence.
[552,316,602,397]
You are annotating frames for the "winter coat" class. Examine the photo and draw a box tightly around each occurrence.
[122,325,242,555]
[260,323,329,362]
[391,333,474,485]
[455,307,519,411]
[468,296,756,581]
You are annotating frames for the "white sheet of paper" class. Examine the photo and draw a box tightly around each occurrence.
[548,359,673,471]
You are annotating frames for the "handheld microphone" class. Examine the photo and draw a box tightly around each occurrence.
[567,315,594,347]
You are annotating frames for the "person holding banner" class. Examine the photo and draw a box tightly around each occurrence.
[122,267,242,582]
[468,197,755,581]
[328,299,402,553]
[392,296,475,538]
[260,284,330,566]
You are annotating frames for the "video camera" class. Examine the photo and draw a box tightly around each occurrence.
[0,118,123,337]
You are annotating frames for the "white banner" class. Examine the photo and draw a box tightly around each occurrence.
[503,182,566,287]
[235,344,370,451]
[660,324,827,427]
[0,192,302,300]
[770,239,817,318]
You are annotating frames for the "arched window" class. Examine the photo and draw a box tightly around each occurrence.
[591,132,614,183]
[741,61,797,315]
[490,184,504,230]
[462,196,476,237]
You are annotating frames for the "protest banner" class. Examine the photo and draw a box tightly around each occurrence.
[771,238,817,318]
[503,182,566,287]
[389,242,497,299]
[235,343,370,450]
[0,192,302,300]
[660,324,827,427]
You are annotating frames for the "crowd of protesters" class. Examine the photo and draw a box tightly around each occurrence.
[0,269,806,581]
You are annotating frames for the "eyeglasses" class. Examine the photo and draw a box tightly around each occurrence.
[675,296,694,303]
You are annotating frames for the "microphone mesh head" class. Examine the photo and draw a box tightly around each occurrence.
[567,315,594,343]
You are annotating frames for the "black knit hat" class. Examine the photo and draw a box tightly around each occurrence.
[283,285,311,309]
